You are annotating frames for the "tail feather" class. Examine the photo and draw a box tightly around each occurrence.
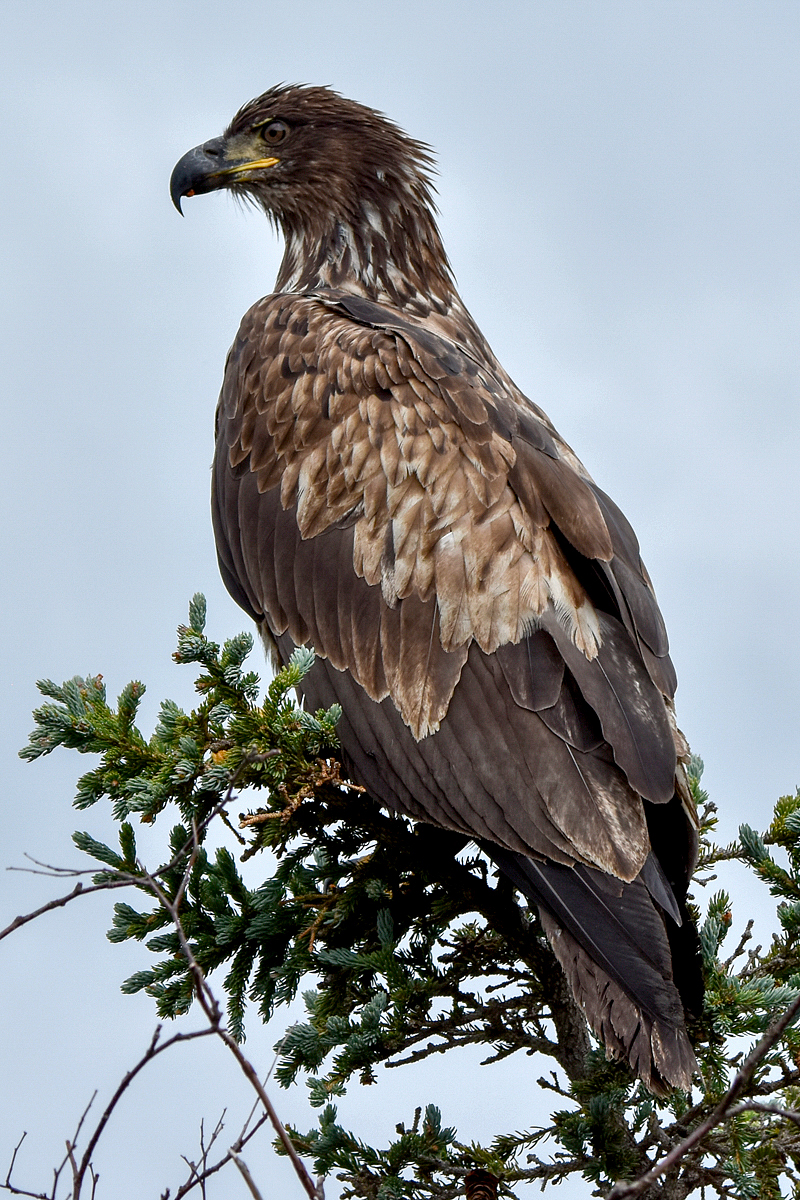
[486,845,697,1093]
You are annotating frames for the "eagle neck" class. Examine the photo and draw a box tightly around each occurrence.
[274,197,460,317]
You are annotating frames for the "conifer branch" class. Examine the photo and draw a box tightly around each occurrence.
[10,598,800,1198]
[608,988,800,1198]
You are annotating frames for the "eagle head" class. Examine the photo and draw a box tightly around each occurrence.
[170,84,436,238]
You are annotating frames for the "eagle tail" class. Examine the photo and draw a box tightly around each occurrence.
[485,846,698,1094]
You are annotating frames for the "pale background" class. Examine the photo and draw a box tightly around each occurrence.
[1,2,798,1197]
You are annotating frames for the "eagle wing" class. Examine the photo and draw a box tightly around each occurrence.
[212,288,699,1090]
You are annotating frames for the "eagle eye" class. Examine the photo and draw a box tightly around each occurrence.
[261,120,289,145]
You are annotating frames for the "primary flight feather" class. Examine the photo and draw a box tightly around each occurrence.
[171,84,703,1093]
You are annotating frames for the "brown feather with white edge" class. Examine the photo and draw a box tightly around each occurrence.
[171,84,703,1094]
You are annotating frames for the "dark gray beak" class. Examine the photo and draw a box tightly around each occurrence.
[170,138,226,213]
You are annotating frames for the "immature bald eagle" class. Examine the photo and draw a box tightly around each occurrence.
[171,85,702,1093]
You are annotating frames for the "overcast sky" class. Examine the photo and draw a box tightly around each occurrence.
[1,3,798,1197]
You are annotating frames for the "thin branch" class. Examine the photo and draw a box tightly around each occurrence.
[2,1026,221,1199]
[210,1025,323,1200]
[1,752,267,946]
[71,1027,216,1198]
[171,1032,295,1198]
[178,1113,226,1200]
[3,1092,98,1200]
[752,1068,800,1095]
[4,753,319,1200]
[726,1100,800,1129]
[721,919,754,971]
[0,880,135,943]
[2,1134,48,1200]
[11,852,105,874]
[607,988,800,1198]
[140,839,324,1200]
[229,1152,265,1200]
[173,1112,272,1200]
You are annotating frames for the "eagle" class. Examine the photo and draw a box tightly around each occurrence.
[170,84,703,1094]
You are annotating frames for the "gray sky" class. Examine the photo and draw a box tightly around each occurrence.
[1,2,798,1197]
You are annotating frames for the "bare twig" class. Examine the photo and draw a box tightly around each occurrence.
[0,1029,219,1199]
[171,1029,295,1198]
[173,1111,272,1200]
[139,820,325,1200]
[2,1134,47,1200]
[179,1112,226,1200]
[721,918,754,970]
[69,1027,215,1198]
[0,880,136,943]
[7,861,115,881]
[4,1093,97,1200]
[229,1152,266,1200]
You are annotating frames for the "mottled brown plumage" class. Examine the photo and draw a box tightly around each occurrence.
[171,84,703,1093]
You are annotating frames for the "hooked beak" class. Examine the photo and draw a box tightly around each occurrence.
[170,136,280,213]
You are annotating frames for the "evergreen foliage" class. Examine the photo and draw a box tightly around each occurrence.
[19,598,800,1198]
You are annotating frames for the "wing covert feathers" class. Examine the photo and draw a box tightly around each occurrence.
[212,283,700,1093]
[216,291,626,736]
